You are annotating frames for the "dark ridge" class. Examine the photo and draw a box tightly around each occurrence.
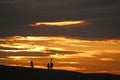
[0,65,120,80]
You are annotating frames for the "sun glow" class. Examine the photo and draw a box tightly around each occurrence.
[30,20,85,27]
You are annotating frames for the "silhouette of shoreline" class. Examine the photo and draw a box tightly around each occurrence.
[0,65,120,80]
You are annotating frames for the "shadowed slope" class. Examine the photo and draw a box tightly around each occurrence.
[0,65,120,80]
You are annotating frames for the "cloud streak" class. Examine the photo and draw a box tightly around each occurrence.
[30,20,85,27]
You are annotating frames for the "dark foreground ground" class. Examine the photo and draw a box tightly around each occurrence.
[0,65,120,80]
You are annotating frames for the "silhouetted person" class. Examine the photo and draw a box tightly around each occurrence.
[49,58,53,69]
[47,63,50,69]
[30,60,34,68]
[47,58,54,69]
[50,62,53,69]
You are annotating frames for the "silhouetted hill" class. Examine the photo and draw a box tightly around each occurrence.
[0,65,120,80]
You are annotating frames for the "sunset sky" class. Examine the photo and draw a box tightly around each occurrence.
[0,0,120,74]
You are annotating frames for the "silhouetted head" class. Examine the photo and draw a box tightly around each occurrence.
[50,58,53,63]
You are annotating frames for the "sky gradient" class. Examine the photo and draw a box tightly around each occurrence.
[0,0,120,74]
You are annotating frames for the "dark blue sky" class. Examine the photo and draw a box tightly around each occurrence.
[0,0,120,39]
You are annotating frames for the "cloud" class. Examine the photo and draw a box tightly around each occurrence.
[0,36,120,53]
[0,36,87,58]
[29,20,85,27]
[0,52,49,58]
[46,49,80,55]
[49,50,120,59]
[58,61,79,64]
[95,50,120,61]
[99,58,116,61]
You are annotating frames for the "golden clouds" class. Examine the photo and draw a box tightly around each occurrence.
[0,36,87,53]
[0,36,120,53]
[0,36,120,74]
[29,20,85,27]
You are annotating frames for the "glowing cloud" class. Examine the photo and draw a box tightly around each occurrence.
[100,58,116,61]
[29,20,85,27]
[58,61,79,64]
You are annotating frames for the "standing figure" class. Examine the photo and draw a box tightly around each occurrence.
[49,58,53,69]
[47,58,54,69]
[30,60,34,68]
[47,63,50,69]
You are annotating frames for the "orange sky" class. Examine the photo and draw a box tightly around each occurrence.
[0,36,120,74]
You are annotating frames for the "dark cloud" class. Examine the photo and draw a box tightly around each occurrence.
[0,47,22,50]
[0,52,48,58]
[0,49,82,58]
[46,50,80,54]
[0,0,120,39]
